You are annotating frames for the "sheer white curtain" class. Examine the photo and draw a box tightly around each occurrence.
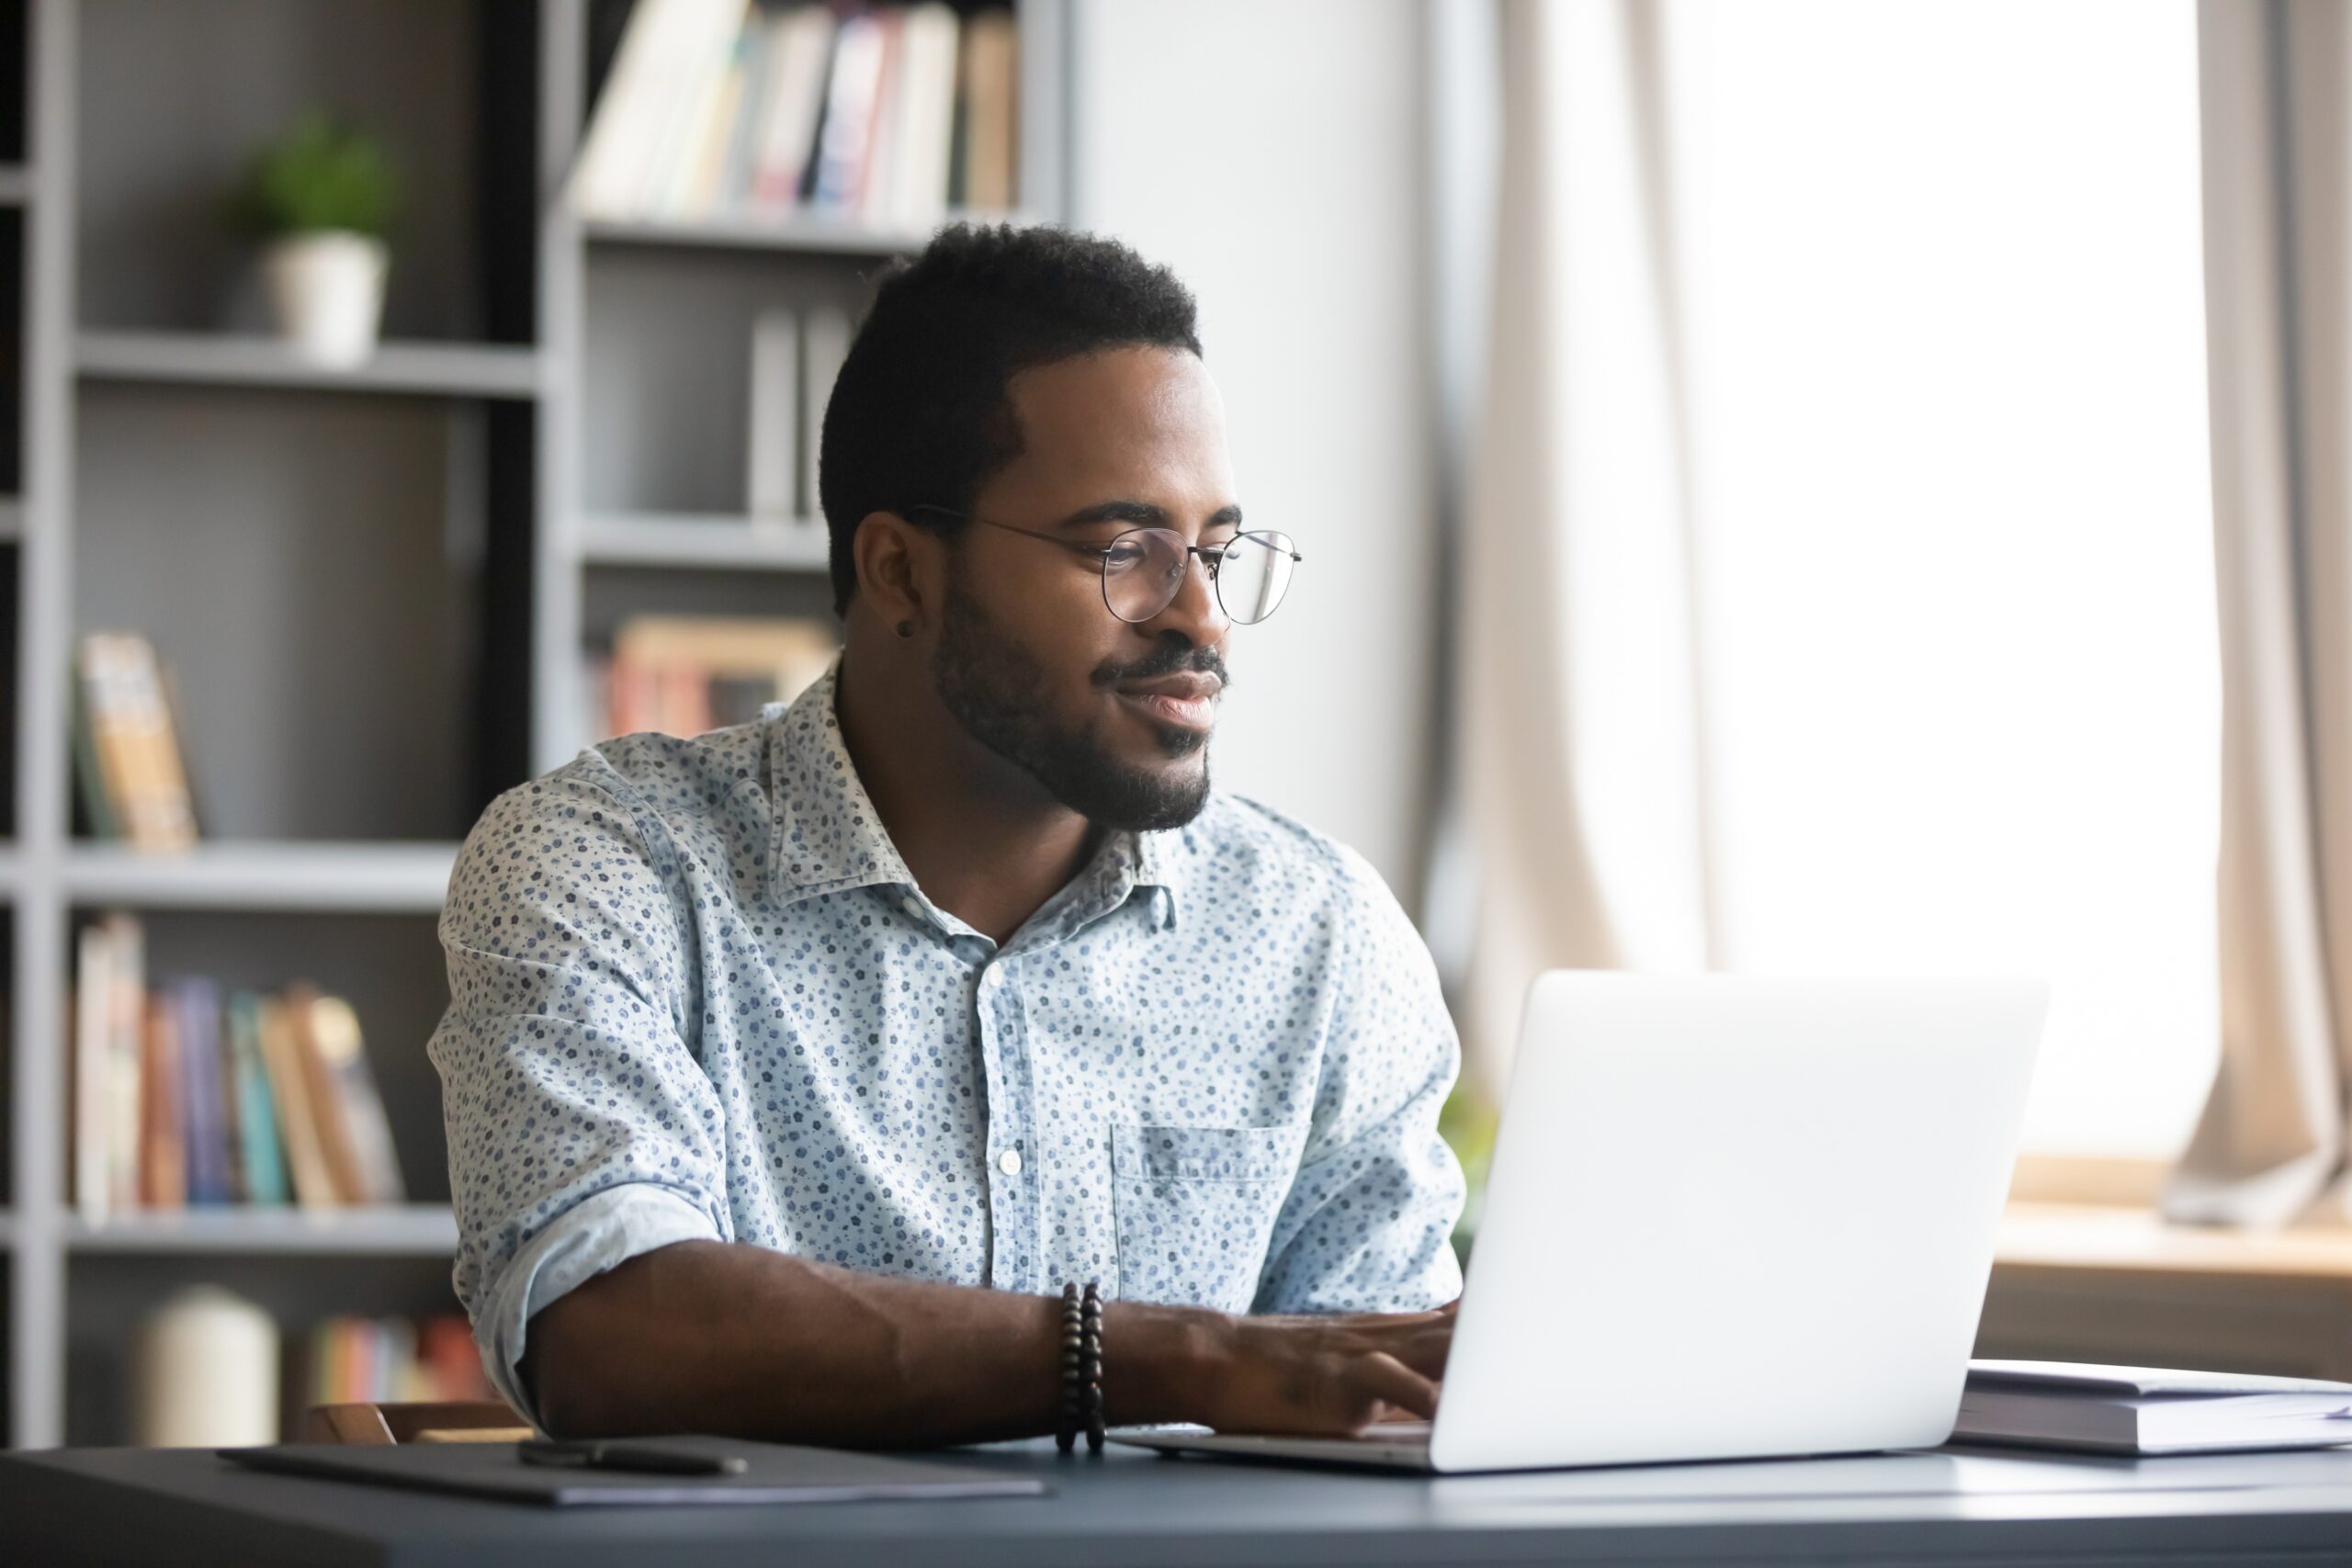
[2165,0,2352,1228]
[1458,0,1711,1091]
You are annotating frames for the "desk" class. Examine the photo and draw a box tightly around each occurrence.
[7,1439,2352,1566]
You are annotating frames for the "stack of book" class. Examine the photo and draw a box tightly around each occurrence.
[573,0,1019,228]
[1956,1360,2352,1455]
[74,633,198,851]
[305,1314,494,1412]
[745,301,852,522]
[586,615,836,741]
[72,914,406,1222]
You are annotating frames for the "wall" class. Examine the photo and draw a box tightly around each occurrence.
[1070,0,1438,902]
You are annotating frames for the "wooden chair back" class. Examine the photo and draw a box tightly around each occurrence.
[300,1400,533,1445]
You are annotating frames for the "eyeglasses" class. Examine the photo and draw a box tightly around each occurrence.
[904,505,1303,626]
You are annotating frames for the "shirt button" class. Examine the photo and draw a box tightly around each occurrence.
[981,968,1002,989]
[997,1149,1023,1177]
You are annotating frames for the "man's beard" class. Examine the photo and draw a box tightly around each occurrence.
[930,579,1224,832]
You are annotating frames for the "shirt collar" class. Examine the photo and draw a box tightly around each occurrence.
[763,660,1180,931]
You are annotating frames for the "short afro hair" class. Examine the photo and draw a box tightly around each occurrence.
[817,222,1204,614]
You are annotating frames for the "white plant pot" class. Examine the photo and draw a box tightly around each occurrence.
[263,231,388,369]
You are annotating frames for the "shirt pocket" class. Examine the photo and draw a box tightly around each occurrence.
[1111,1121,1308,1311]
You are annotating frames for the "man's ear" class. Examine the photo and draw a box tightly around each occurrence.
[852,510,939,634]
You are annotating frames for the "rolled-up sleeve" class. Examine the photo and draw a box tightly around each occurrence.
[427,765,730,1425]
[1252,845,1467,1314]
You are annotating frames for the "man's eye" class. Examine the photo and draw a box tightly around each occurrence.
[1102,541,1151,571]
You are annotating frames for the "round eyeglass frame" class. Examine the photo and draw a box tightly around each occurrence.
[903,504,1304,626]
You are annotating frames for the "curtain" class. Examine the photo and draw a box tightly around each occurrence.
[1456,0,1713,1095]
[2165,0,2352,1228]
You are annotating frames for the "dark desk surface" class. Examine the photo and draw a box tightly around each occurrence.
[9,1438,2352,1567]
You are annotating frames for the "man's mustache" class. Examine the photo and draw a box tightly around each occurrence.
[1092,640,1230,691]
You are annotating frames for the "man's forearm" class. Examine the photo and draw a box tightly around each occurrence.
[524,1238,1220,1446]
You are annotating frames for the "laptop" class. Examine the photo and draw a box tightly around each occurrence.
[1115,969,2049,1472]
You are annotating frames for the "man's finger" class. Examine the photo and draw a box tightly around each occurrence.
[1377,1316,1455,1380]
[1350,1351,1440,1425]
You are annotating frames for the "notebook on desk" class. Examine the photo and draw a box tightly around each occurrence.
[1953,1360,2352,1456]
[220,1437,1047,1507]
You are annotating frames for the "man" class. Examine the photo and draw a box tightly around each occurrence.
[430,223,1464,1445]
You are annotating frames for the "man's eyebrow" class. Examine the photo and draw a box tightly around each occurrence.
[1051,500,1247,530]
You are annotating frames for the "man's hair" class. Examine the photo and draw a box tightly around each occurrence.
[817,222,1204,614]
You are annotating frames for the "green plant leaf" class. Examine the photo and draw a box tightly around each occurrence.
[224,110,402,240]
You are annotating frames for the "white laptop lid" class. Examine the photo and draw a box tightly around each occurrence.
[1430,971,2047,1473]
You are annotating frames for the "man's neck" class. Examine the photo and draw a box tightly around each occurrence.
[832,649,1101,946]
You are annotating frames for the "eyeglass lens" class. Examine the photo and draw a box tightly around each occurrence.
[1102,529,1297,626]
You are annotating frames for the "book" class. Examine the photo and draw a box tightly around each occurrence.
[378,1316,417,1403]
[227,990,291,1205]
[880,4,960,229]
[810,10,888,211]
[318,993,406,1205]
[419,1315,497,1404]
[800,304,852,518]
[571,0,697,217]
[713,9,777,210]
[257,993,337,1211]
[856,9,906,221]
[73,919,117,1223]
[172,977,235,1205]
[1955,1360,2352,1455]
[748,6,838,211]
[288,986,405,1206]
[746,308,799,521]
[74,945,399,1215]
[958,9,1019,211]
[574,2,1013,228]
[605,616,836,739]
[69,670,120,840]
[77,634,198,852]
[304,1314,493,1409]
[639,0,752,219]
[102,914,146,1213]
[138,991,186,1209]
[667,5,759,217]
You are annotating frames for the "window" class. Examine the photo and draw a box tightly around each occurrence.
[1667,0,2218,1156]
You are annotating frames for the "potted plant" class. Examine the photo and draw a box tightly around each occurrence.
[224,113,401,368]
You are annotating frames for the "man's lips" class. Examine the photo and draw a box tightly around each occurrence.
[1114,671,1222,731]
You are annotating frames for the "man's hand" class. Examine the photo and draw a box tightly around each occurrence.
[1109,1298,1457,1438]
[526,1237,1457,1447]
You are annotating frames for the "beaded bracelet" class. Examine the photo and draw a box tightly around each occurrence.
[1056,1280,1105,1454]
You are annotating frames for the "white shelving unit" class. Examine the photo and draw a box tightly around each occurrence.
[64,1204,458,1256]
[580,211,1026,257]
[0,0,1069,1450]
[60,841,459,913]
[75,330,544,399]
[577,513,831,572]
[532,1,1066,773]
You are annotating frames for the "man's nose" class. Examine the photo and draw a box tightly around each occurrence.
[1142,550,1229,645]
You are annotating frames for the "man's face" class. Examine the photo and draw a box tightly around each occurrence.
[929,344,1238,831]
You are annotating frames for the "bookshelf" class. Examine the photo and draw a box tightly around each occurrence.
[75,330,546,399]
[60,841,459,913]
[578,511,831,571]
[63,1204,458,1257]
[580,209,1023,255]
[1,0,1069,1449]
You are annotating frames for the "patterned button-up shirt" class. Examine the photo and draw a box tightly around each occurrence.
[429,664,1466,1423]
